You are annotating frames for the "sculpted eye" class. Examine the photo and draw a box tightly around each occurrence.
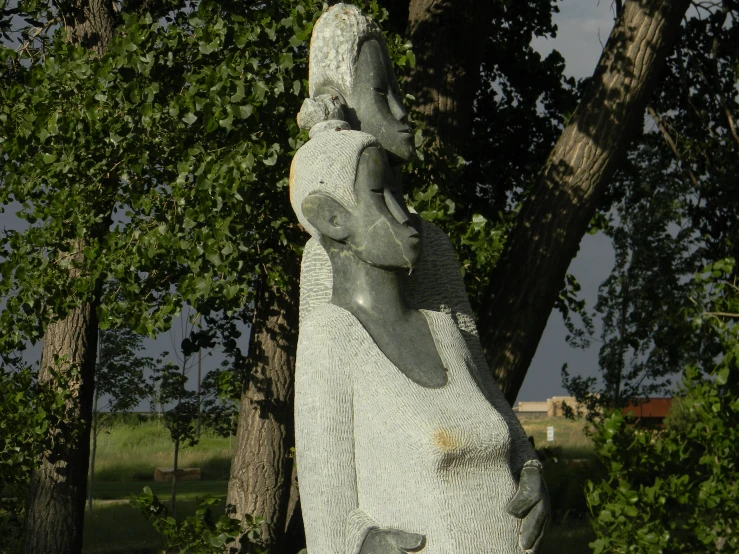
[371,86,387,96]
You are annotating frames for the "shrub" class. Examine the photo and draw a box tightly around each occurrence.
[130,486,265,554]
[585,260,739,553]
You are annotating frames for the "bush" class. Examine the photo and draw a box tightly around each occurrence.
[130,486,265,554]
[0,367,75,553]
[585,258,739,554]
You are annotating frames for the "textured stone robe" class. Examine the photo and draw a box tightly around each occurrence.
[295,220,537,553]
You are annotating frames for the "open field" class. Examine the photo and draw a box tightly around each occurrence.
[518,415,596,460]
[77,417,595,553]
[92,419,235,482]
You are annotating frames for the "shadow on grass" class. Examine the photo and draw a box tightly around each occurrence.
[541,523,595,554]
[91,480,228,501]
[94,454,231,482]
[83,494,228,554]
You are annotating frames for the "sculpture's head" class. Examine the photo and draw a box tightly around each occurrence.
[290,127,421,270]
[300,3,414,164]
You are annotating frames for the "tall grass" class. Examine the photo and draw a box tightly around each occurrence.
[93,419,234,482]
[518,415,596,459]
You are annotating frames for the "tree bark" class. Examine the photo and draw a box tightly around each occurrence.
[477,0,692,404]
[404,0,495,150]
[87,391,99,515]
[24,292,99,554]
[61,0,117,56]
[227,256,300,552]
[21,2,117,548]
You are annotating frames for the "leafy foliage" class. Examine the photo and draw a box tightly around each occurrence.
[403,0,580,311]
[96,325,155,416]
[130,486,264,554]
[563,2,739,408]
[586,259,739,554]
[0,366,75,551]
[0,0,323,356]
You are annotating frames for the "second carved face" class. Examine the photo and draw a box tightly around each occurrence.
[302,144,422,271]
[347,146,421,269]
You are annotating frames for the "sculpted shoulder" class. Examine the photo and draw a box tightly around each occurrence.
[298,304,368,359]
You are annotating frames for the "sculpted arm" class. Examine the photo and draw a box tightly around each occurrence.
[295,310,427,554]
[295,314,377,554]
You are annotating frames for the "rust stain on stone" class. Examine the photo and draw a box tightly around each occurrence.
[432,429,460,451]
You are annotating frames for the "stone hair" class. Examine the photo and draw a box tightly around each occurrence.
[297,94,346,132]
[289,128,381,239]
[308,3,385,98]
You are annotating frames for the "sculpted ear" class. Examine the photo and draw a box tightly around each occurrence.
[301,193,352,242]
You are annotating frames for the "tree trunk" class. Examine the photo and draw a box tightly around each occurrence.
[171,437,179,520]
[227,256,300,552]
[477,0,692,404]
[404,0,495,150]
[88,391,99,515]
[24,297,99,554]
[62,0,117,56]
[22,2,117,550]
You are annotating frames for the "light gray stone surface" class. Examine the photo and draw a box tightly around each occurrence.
[290,5,547,552]
[296,303,527,553]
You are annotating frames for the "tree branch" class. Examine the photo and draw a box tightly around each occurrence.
[477,0,692,404]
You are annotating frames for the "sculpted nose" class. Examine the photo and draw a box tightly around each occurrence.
[384,188,411,225]
[388,92,408,122]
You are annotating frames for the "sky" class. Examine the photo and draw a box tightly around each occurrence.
[1,1,622,405]
[518,0,617,402]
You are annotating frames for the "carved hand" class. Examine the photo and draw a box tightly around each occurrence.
[359,528,426,554]
[505,464,551,553]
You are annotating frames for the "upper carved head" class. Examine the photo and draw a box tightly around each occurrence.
[299,4,415,164]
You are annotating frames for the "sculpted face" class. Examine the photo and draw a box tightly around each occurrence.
[340,41,415,164]
[345,147,421,269]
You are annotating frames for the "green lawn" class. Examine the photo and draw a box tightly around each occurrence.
[80,417,596,554]
[83,420,233,554]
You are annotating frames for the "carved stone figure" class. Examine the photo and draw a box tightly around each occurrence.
[289,5,549,553]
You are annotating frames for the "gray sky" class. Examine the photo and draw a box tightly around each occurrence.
[2,1,621,404]
[518,0,617,401]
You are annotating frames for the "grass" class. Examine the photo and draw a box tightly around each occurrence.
[78,417,597,553]
[518,415,597,460]
[83,419,233,554]
[83,494,229,554]
[92,419,235,482]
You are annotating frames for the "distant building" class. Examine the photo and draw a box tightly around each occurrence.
[622,398,673,427]
[514,396,674,425]
[516,401,548,414]
[513,396,583,417]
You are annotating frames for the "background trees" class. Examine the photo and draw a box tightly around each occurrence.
[2,0,735,552]
[564,0,739,408]
[585,259,739,553]
[88,325,154,514]
[2,0,318,550]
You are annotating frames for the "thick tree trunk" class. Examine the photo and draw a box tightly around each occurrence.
[404,0,495,150]
[62,0,117,56]
[23,297,99,554]
[21,3,116,549]
[88,392,99,515]
[477,0,691,404]
[227,257,300,552]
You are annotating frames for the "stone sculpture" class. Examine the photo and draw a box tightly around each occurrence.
[289,5,550,553]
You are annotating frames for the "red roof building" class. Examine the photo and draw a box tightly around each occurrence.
[622,398,673,426]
